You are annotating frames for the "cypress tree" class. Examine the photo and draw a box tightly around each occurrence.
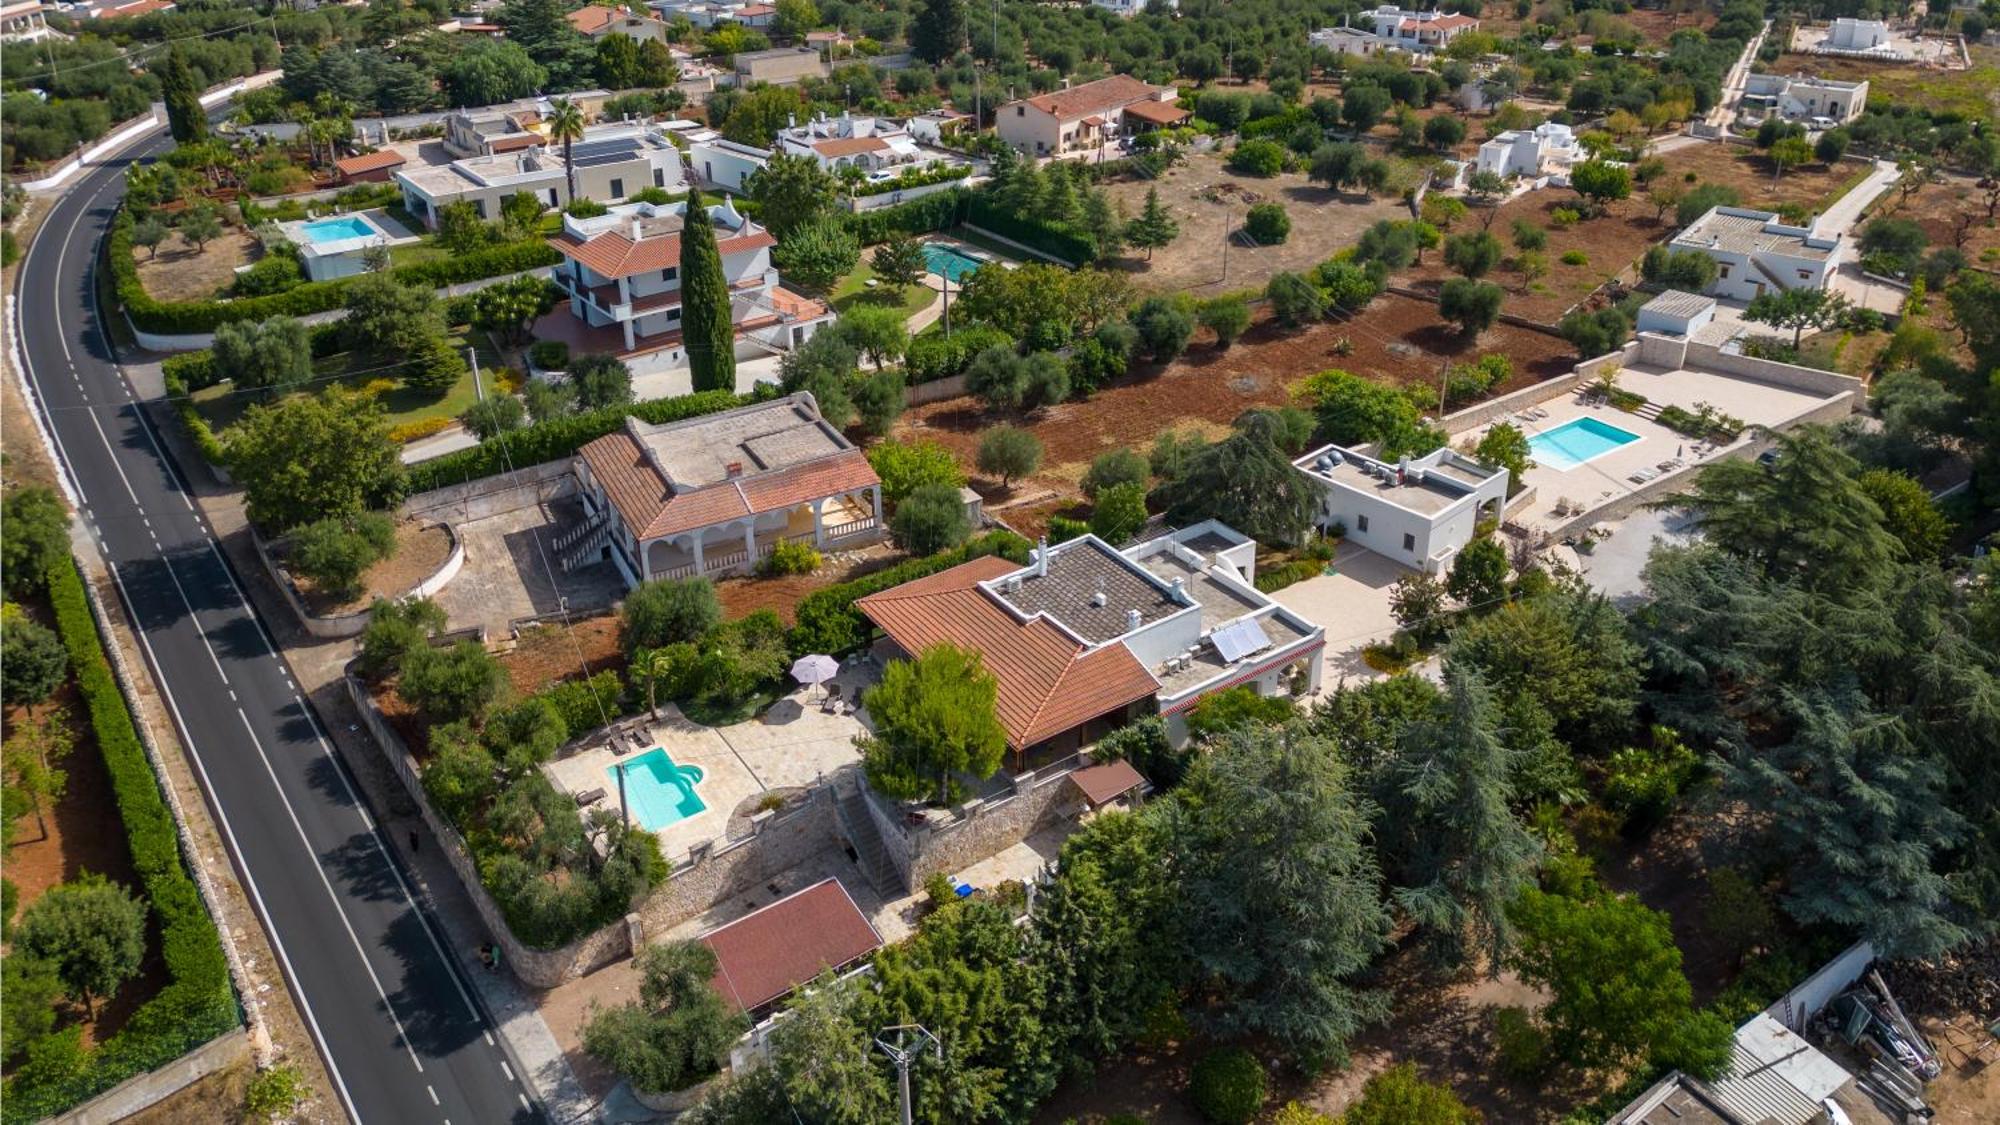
[160,48,207,144]
[679,188,736,393]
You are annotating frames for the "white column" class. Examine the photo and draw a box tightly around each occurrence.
[640,537,652,582]
[870,485,883,524]
[691,529,705,573]
[742,519,757,563]
[811,498,826,545]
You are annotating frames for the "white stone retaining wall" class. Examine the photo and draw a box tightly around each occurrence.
[46,1031,250,1125]
[251,523,463,639]
[635,783,843,935]
[401,457,576,523]
[1681,340,1866,397]
[905,372,968,407]
[864,762,1079,892]
[22,71,284,192]
[1440,343,1637,436]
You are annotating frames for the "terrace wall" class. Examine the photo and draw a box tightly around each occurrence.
[1441,343,1637,435]
[250,522,463,639]
[863,759,1081,892]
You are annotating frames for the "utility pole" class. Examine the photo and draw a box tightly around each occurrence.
[876,1023,940,1125]
[467,344,484,400]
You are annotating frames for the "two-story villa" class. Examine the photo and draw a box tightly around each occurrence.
[541,197,832,369]
[396,125,685,226]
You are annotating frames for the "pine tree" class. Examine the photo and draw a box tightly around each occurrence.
[679,188,736,393]
[160,48,207,144]
[1125,187,1179,261]
[910,0,967,63]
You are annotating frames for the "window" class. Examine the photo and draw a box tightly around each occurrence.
[473,199,487,218]
[1797,270,1811,280]
[609,177,624,197]
[1016,106,1025,116]
[547,188,559,206]
[654,169,666,187]
[660,267,677,282]
[1356,514,1369,533]
[1403,532,1416,552]
[1718,263,1731,279]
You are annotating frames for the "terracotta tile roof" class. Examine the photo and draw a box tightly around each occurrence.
[737,3,775,14]
[1071,759,1145,806]
[702,879,881,1013]
[1429,13,1478,30]
[489,132,542,153]
[566,5,620,33]
[335,150,407,175]
[547,226,778,281]
[1019,74,1164,123]
[857,558,1160,750]
[577,424,876,541]
[1123,99,1190,126]
[812,136,889,158]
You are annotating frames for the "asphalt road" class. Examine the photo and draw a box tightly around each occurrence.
[12,137,543,1124]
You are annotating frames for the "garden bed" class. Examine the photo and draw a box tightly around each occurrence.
[129,228,257,303]
[188,328,506,443]
[285,520,454,618]
[497,616,624,699]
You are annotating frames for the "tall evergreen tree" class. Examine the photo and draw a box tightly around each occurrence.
[910,0,967,63]
[679,187,736,393]
[1381,665,1541,971]
[1125,187,1179,260]
[1161,722,1392,1069]
[160,48,207,144]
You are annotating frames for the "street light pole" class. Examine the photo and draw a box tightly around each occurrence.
[876,1023,940,1125]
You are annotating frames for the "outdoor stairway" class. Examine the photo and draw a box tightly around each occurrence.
[1751,255,1794,293]
[559,522,614,573]
[1633,401,1665,422]
[833,786,898,897]
[552,506,608,553]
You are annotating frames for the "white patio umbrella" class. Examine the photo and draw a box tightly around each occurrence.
[790,653,840,700]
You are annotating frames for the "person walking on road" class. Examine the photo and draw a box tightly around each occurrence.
[409,829,420,854]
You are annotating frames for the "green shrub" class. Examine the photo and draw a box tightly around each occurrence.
[787,530,1031,656]
[964,195,1095,265]
[760,540,821,576]
[890,482,970,555]
[528,340,570,370]
[841,189,964,245]
[531,670,626,737]
[1494,1006,1552,1077]
[1188,1046,1267,1125]
[243,1064,308,1122]
[1560,249,1589,266]
[1254,558,1322,593]
[3,560,238,1122]
[904,324,1015,384]
[1047,514,1090,542]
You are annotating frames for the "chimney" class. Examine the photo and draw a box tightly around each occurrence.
[631,217,644,239]
[1170,576,1187,602]
[1090,577,1108,608]
[725,461,744,478]
[1033,537,1049,578]
[1126,608,1141,632]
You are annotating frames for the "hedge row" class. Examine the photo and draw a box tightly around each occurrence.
[3,560,239,1124]
[787,530,1032,657]
[842,188,965,246]
[110,208,560,334]
[964,195,1094,266]
[905,323,1014,385]
[850,162,973,198]
[402,388,753,495]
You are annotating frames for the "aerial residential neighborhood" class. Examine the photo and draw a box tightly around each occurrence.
[2,2,1998,1124]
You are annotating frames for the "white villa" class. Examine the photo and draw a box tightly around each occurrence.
[1669,206,1841,304]
[540,197,832,367]
[1091,0,1175,14]
[774,112,974,182]
[1825,17,1891,52]
[396,124,685,227]
[1475,121,1580,179]
[1293,444,1510,574]
[1634,290,1719,339]
[566,393,882,584]
[1365,5,1480,52]
[1309,25,1388,57]
[1741,72,1868,124]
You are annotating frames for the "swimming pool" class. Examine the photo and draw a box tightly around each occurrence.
[298,216,376,244]
[1527,416,1641,471]
[922,242,983,282]
[609,748,707,831]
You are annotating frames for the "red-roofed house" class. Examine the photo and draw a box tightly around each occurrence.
[994,73,1188,158]
[565,392,881,583]
[701,879,882,1017]
[334,149,407,184]
[567,3,670,42]
[857,521,1325,756]
[540,196,832,366]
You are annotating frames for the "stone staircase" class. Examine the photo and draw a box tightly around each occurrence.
[559,521,614,573]
[833,786,899,896]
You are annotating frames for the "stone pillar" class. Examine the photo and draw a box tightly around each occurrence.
[621,317,635,351]
[869,485,882,522]
[742,519,757,564]
[811,498,826,545]
[640,537,652,582]
[691,529,705,573]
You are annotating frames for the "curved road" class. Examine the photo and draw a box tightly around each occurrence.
[13,136,542,1123]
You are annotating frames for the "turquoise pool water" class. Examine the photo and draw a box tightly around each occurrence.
[610,748,707,831]
[922,242,983,282]
[1528,416,1641,471]
[299,216,375,244]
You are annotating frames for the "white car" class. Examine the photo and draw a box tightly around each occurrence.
[1821,1097,1853,1125]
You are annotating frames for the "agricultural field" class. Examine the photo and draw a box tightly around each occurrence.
[1765,47,2000,121]
[894,293,1578,532]
[1097,151,1409,298]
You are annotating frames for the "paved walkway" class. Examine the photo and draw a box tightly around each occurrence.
[1708,20,1772,129]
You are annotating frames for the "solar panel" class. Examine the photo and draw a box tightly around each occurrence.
[1210,618,1272,663]
[569,138,644,168]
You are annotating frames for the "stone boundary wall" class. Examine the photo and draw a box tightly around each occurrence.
[906,372,968,407]
[1441,343,1636,435]
[47,1031,250,1125]
[1682,340,1866,398]
[864,762,1081,892]
[401,457,575,523]
[23,71,283,192]
[345,668,847,986]
[251,522,463,639]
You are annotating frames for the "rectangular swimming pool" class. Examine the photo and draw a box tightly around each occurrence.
[1528,416,1641,471]
[922,242,983,282]
[299,216,376,244]
[609,748,707,832]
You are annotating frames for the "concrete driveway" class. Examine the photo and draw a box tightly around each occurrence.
[1270,544,1413,688]
[1577,505,1702,607]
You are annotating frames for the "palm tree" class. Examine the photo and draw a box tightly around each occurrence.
[634,647,675,718]
[547,97,586,207]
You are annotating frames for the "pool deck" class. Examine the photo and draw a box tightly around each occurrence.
[541,663,877,863]
[1462,361,1838,536]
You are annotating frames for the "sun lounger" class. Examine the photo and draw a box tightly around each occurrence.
[575,787,606,807]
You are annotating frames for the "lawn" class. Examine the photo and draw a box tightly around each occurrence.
[190,327,503,441]
[830,260,936,316]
